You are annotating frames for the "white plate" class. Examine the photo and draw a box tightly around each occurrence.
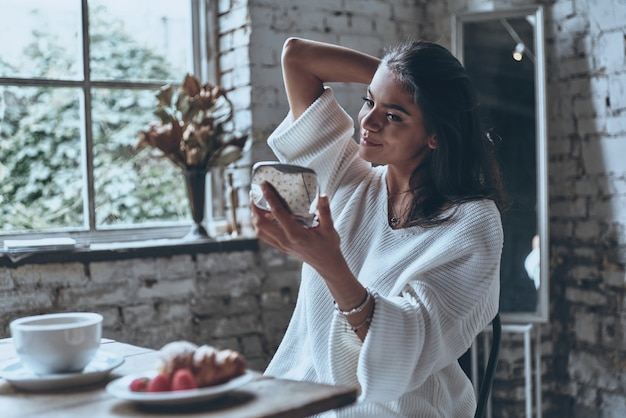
[106,370,256,406]
[0,351,124,391]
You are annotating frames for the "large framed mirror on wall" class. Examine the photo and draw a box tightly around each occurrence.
[452,6,549,323]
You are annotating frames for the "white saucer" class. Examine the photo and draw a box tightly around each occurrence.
[0,351,124,391]
[106,370,256,406]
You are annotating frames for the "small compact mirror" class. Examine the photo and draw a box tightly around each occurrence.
[250,162,319,227]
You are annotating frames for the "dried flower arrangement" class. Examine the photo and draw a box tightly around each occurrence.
[136,74,247,171]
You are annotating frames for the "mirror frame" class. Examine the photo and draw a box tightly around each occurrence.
[452,6,549,324]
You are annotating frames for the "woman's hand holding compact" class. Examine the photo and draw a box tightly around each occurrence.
[250,180,372,340]
[250,182,348,280]
[251,182,333,259]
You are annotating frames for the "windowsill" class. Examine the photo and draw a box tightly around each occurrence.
[0,235,259,267]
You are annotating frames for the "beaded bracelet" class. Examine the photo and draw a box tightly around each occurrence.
[349,297,375,334]
[334,289,371,317]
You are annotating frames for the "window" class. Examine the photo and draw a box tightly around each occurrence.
[0,0,215,242]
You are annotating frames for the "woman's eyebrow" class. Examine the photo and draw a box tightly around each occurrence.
[366,87,412,116]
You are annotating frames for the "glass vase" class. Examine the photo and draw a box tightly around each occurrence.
[182,167,210,240]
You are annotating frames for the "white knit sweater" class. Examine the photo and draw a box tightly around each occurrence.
[264,88,503,417]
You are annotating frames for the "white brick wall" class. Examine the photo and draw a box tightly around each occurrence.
[416,0,626,417]
[0,247,301,371]
[1,0,625,416]
[246,0,423,162]
[412,0,626,416]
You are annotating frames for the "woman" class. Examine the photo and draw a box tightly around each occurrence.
[250,37,505,417]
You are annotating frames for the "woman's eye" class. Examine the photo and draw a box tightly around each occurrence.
[386,113,401,122]
[361,96,402,122]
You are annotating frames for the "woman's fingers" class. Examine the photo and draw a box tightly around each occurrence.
[260,182,300,228]
[250,187,343,270]
[250,185,307,252]
[249,200,289,250]
[316,194,332,228]
[250,195,280,230]
[262,182,292,214]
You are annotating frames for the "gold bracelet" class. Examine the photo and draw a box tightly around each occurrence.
[334,289,371,317]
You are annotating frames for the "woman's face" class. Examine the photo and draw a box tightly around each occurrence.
[357,65,436,173]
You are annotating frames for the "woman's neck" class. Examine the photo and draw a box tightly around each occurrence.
[386,169,424,195]
[386,171,411,195]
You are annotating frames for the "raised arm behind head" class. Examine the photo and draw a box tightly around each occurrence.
[281,37,380,119]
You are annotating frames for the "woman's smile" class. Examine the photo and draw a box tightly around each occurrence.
[360,134,382,147]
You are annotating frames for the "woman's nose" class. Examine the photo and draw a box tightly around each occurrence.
[360,110,382,132]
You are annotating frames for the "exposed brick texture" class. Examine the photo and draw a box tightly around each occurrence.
[0,246,300,372]
[1,0,625,416]
[421,0,626,416]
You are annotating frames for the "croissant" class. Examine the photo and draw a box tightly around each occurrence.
[193,345,247,387]
[158,340,198,376]
[157,341,247,387]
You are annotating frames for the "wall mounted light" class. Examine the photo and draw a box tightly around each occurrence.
[513,42,525,61]
[501,18,535,64]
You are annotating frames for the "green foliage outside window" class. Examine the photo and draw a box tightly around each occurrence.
[0,6,191,232]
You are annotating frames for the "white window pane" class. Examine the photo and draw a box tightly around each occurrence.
[0,86,85,232]
[89,0,192,82]
[0,0,83,80]
[0,0,207,238]
[91,88,190,228]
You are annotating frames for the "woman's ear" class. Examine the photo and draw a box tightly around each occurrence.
[427,134,438,149]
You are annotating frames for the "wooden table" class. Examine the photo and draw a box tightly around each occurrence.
[0,338,357,418]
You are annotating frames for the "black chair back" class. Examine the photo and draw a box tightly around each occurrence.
[474,313,502,418]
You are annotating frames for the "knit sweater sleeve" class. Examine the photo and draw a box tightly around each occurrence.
[266,87,364,197]
[330,201,503,405]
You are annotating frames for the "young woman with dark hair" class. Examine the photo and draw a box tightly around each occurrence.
[250,37,505,417]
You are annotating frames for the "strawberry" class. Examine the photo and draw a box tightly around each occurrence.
[146,373,171,392]
[129,377,150,392]
[171,369,197,391]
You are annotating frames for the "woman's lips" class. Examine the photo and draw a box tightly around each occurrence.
[360,137,381,146]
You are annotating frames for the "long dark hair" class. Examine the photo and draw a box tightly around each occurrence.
[382,40,506,227]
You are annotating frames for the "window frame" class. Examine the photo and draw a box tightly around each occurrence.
[0,0,219,245]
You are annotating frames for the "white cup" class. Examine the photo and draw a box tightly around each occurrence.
[10,312,103,375]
